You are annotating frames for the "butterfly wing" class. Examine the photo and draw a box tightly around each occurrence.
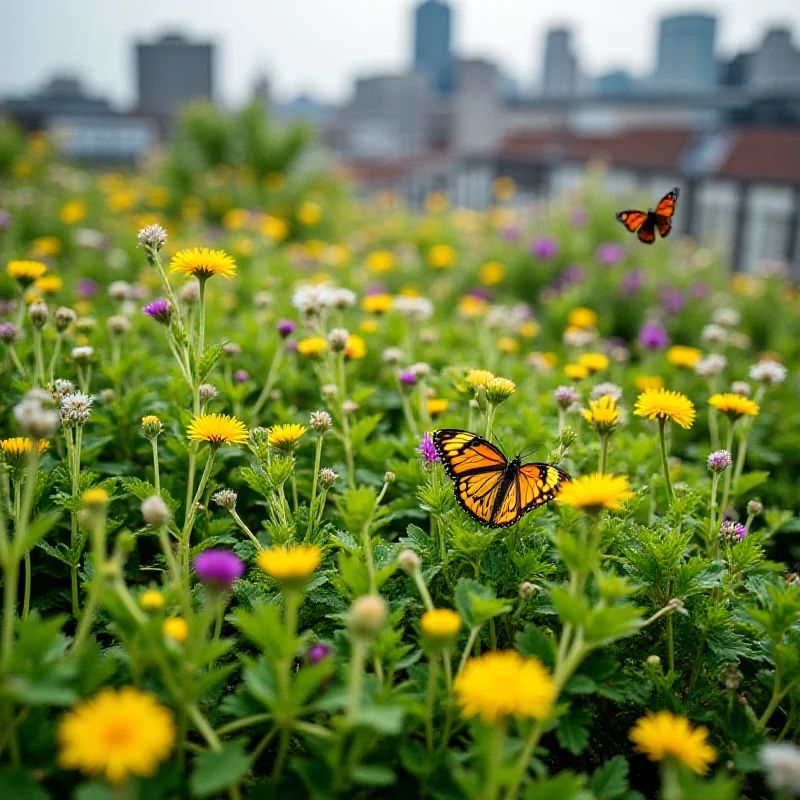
[654,187,679,239]
[636,214,656,244]
[433,429,508,526]
[616,209,648,234]
[516,463,570,515]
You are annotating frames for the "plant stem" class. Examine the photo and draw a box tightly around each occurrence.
[251,343,284,422]
[181,448,217,592]
[484,721,506,800]
[658,419,673,502]
[425,654,438,752]
[457,626,480,675]
[346,638,366,723]
[708,472,720,558]
[485,404,497,442]
[598,433,609,474]
[305,436,324,541]
[720,420,736,515]
[32,327,45,387]
[48,332,62,386]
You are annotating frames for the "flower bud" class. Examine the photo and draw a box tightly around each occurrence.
[140,588,165,610]
[349,594,388,640]
[319,467,338,489]
[722,667,743,691]
[137,223,168,251]
[384,471,396,484]
[554,385,577,409]
[707,450,733,473]
[410,362,432,379]
[342,399,359,415]
[71,345,94,364]
[646,654,661,667]
[519,581,534,601]
[141,415,162,438]
[328,328,349,352]
[107,314,131,336]
[212,488,238,509]
[222,342,241,357]
[163,616,188,643]
[420,608,461,650]
[54,306,77,332]
[309,410,332,434]
[28,302,49,329]
[198,383,218,401]
[398,549,421,574]
[747,499,763,517]
[15,391,60,439]
[141,494,171,527]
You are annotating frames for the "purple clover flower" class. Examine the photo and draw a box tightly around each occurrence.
[234,370,250,383]
[595,242,625,266]
[707,450,733,473]
[0,299,17,316]
[399,370,418,387]
[277,319,297,338]
[365,281,388,296]
[309,642,333,664]
[554,385,577,409]
[419,432,439,464]
[689,279,710,299]
[77,279,97,299]
[638,321,670,351]
[529,237,559,260]
[719,519,747,544]
[659,287,685,315]
[561,263,586,284]
[0,210,11,231]
[0,322,18,343]
[285,339,298,353]
[142,298,173,325]
[501,225,521,242]
[468,287,492,301]
[194,549,245,589]
[620,269,645,296]
[569,208,588,228]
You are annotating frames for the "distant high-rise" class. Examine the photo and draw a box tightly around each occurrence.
[541,28,578,96]
[748,28,800,92]
[136,33,214,123]
[413,0,454,96]
[595,69,635,95]
[653,14,717,92]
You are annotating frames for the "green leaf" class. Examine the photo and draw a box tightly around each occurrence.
[522,771,587,800]
[550,586,590,627]
[556,708,592,755]
[350,764,396,787]
[355,704,404,734]
[515,624,556,667]
[22,511,61,551]
[732,470,769,498]
[231,605,293,659]
[584,605,643,646]
[563,674,597,695]
[454,577,510,628]
[0,768,51,800]
[589,756,630,799]
[197,341,226,382]
[75,783,113,800]
[190,740,251,798]
[349,414,382,448]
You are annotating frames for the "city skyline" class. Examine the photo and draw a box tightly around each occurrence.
[2,0,800,107]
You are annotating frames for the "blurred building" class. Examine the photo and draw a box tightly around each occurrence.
[135,33,214,127]
[541,28,579,96]
[413,0,455,96]
[748,28,800,92]
[652,14,718,92]
[595,70,635,95]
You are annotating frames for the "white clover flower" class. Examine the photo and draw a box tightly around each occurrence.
[393,295,433,322]
[71,346,94,363]
[563,328,596,348]
[694,354,727,378]
[761,743,800,792]
[590,382,623,402]
[701,323,727,346]
[59,391,93,426]
[711,307,741,327]
[749,359,787,386]
[108,280,132,302]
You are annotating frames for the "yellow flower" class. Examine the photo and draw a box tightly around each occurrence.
[427,243,456,269]
[360,319,378,334]
[298,200,322,226]
[60,200,86,225]
[634,388,696,430]
[708,393,760,420]
[479,261,505,285]
[141,416,162,438]
[582,396,620,434]
[520,320,539,338]
[32,236,62,257]
[170,248,236,281]
[0,437,49,470]
[108,189,136,213]
[635,375,664,392]
[268,423,307,452]
[186,413,248,446]
[579,353,609,373]
[297,336,328,356]
[485,377,516,404]
[421,609,461,644]
[366,249,396,273]
[257,545,322,585]
[7,260,47,286]
[140,589,165,610]
[35,274,63,294]
[465,369,495,392]
[425,191,449,213]
[492,176,516,200]
[455,651,556,723]
[148,186,170,207]
[400,285,421,298]
[163,617,189,643]
[564,364,589,380]
[497,336,519,354]
[730,274,763,297]
[326,243,350,267]
[345,334,367,360]
[361,294,393,314]
[555,473,632,511]
[222,208,248,230]
[427,398,450,416]
[531,351,558,370]
[568,307,597,329]
[82,488,110,506]
[458,294,488,318]
[260,214,290,242]
[666,345,702,369]
[629,711,716,775]
[58,687,175,784]
[181,196,204,220]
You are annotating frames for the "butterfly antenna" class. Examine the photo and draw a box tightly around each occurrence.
[520,444,543,460]
[491,431,507,456]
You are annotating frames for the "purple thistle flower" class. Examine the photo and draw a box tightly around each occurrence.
[719,519,747,544]
[620,269,645,296]
[659,287,685,315]
[0,299,17,316]
[285,339,298,353]
[277,319,296,338]
[501,225,521,242]
[194,549,245,589]
[638,321,670,351]
[142,298,173,325]
[309,642,333,664]
[707,450,733,473]
[554,385,577,409]
[595,242,625,266]
[0,322,18,343]
[419,432,439,464]
[689,279,710,299]
[234,370,250,383]
[365,281,389,296]
[0,209,11,231]
[529,237,559,260]
[569,208,588,227]
[561,263,586,284]
[468,286,492,301]
[399,369,417,387]
[77,279,97,299]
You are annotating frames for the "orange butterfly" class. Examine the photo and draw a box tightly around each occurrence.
[432,429,569,528]
[616,188,679,245]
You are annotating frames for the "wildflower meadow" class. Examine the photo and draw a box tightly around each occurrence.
[1,108,800,799]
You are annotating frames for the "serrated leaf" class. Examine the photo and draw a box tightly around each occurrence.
[197,342,226,382]
[589,756,630,799]
[190,740,251,797]
[355,704,404,734]
[556,708,592,755]
[349,414,382,448]
[516,624,556,667]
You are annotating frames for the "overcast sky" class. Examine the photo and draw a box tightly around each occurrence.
[2,0,800,107]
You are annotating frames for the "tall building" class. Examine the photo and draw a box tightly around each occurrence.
[136,33,214,124]
[541,28,578,96]
[595,69,635,95]
[748,28,800,92]
[652,14,717,92]
[413,0,454,96]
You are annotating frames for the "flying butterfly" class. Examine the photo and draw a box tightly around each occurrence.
[432,429,570,529]
[616,187,679,245]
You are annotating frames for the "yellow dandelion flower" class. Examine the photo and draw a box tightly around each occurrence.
[361,294,393,314]
[582,396,620,434]
[326,243,350,267]
[140,589,165,610]
[400,285,421,298]
[479,261,505,285]
[186,413,248,446]
[427,398,450,416]
[568,307,597,329]
[666,345,702,369]
[297,336,328,357]
[485,377,516,404]
[428,243,456,269]
[465,369,495,392]
[455,651,556,724]
[0,437,49,470]
[708,393,760,420]
[345,334,367,360]
[7,260,47,286]
[82,487,110,506]
[579,352,609,373]
[148,186,170,207]
[35,274,63,294]
[260,214,290,242]
[31,236,62,257]
[360,319,378,334]
[222,208,248,230]
[169,248,236,281]
[298,200,322,226]
[564,364,589,380]
[629,711,716,775]
[59,200,86,225]
[520,320,539,338]
[58,687,175,784]
[458,294,488,318]
[730,274,763,297]
[531,351,558,370]
[555,473,633,511]
[634,388,696,430]
[108,189,136,214]
[268,423,307,452]
[493,176,516,200]
[635,375,664,392]
[141,415,162,438]
[497,336,519,353]
[366,249,396,273]
[163,617,189,643]
[421,609,461,645]
[257,544,322,586]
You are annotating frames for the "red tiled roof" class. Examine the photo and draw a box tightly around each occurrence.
[718,129,800,183]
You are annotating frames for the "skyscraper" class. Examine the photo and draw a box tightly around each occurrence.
[136,33,214,124]
[541,28,578,96]
[413,0,454,96]
[653,14,717,92]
